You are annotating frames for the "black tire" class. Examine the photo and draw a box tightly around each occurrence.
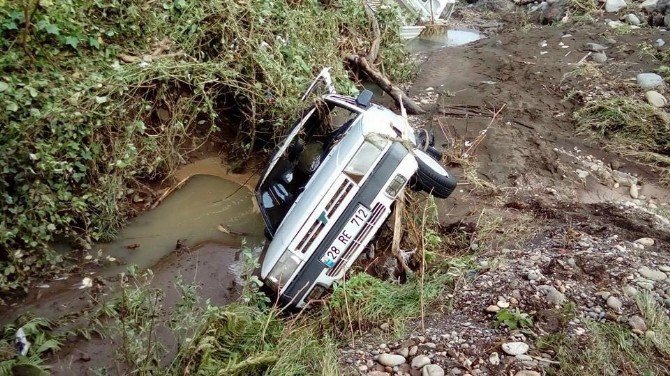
[413,149,457,199]
[415,128,435,151]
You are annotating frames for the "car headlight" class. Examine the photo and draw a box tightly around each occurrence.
[267,251,301,291]
[385,173,407,198]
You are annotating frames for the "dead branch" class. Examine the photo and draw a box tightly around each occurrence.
[391,191,414,276]
[363,2,381,62]
[439,105,489,118]
[346,54,425,114]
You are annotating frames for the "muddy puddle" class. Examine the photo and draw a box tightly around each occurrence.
[1,159,265,324]
[406,29,483,53]
[100,173,264,275]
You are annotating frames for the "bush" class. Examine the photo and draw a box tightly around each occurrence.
[0,0,412,295]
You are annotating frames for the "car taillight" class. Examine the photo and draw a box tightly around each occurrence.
[385,174,407,198]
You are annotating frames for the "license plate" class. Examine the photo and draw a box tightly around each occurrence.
[321,205,371,268]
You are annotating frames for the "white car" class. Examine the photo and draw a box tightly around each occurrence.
[256,69,456,308]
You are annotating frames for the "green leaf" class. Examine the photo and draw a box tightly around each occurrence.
[88,37,100,49]
[0,82,8,92]
[6,102,18,112]
[45,23,59,35]
[64,36,79,49]
[27,86,38,98]
[2,20,17,30]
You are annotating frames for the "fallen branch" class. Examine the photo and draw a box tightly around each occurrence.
[346,2,425,114]
[391,191,414,277]
[346,54,425,114]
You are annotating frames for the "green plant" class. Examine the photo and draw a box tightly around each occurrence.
[0,315,62,375]
[494,308,533,330]
[327,257,471,334]
[0,0,412,295]
[574,97,670,168]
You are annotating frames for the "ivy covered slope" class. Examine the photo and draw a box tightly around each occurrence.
[0,0,411,295]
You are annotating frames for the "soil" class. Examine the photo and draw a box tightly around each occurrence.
[339,6,670,376]
[4,4,670,375]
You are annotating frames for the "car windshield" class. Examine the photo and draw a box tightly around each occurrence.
[257,100,359,235]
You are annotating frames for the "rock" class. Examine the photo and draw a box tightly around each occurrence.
[422,364,445,376]
[502,342,530,356]
[611,170,637,186]
[607,296,623,311]
[660,265,670,272]
[486,305,500,313]
[489,352,500,365]
[630,184,639,199]
[378,354,406,367]
[635,238,655,246]
[408,345,419,357]
[359,365,369,372]
[398,347,409,358]
[639,266,667,281]
[368,372,391,376]
[623,13,641,25]
[645,91,668,108]
[585,42,608,52]
[412,355,431,369]
[527,271,541,281]
[637,73,665,90]
[476,0,515,12]
[515,371,541,376]
[380,322,390,331]
[639,0,658,11]
[592,52,607,63]
[424,342,437,349]
[539,285,566,305]
[658,0,670,12]
[629,315,647,331]
[605,0,627,12]
[497,301,510,308]
[623,285,639,297]
[655,39,666,48]
[540,0,567,23]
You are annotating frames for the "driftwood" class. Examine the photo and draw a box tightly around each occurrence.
[438,105,488,118]
[345,3,425,115]
[347,54,426,115]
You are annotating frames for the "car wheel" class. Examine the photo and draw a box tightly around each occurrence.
[413,149,457,199]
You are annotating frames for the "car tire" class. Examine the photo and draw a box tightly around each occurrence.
[413,149,457,199]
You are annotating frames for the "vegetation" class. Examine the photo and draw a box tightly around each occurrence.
[494,308,533,330]
[0,315,62,375]
[0,0,412,295]
[541,294,670,376]
[574,97,670,169]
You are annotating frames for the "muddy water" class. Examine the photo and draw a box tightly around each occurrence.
[1,160,265,324]
[100,174,264,275]
[406,29,483,53]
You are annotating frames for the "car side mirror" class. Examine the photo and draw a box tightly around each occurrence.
[356,90,373,108]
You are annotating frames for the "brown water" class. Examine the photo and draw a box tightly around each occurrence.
[100,173,264,275]
[1,159,265,323]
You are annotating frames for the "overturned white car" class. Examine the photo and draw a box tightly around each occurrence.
[256,69,456,308]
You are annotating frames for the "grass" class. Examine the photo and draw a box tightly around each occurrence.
[327,262,470,336]
[574,97,670,168]
[543,294,670,375]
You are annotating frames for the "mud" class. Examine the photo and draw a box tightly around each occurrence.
[49,242,244,375]
[1,160,265,324]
